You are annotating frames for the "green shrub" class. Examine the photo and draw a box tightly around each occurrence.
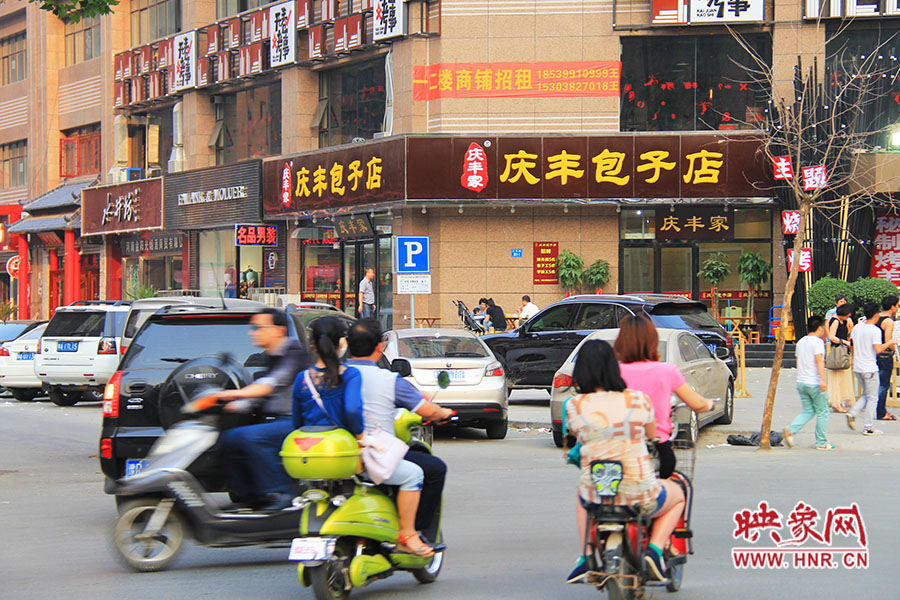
[807,277,852,317]
[851,277,900,308]
[556,249,584,294]
[585,258,611,291]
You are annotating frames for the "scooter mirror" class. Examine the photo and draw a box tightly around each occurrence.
[436,370,451,389]
[390,358,412,378]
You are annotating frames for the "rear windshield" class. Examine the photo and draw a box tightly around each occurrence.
[0,323,30,341]
[121,316,261,369]
[650,307,721,331]
[397,335,488,358]
[45,311,107,337]
[16,324,47,341]
[124,309,154,339]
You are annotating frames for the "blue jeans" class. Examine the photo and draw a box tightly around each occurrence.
[787,383,830,447]
[219,417,296,498]
[361,303,375,319]
[876,355,893,419]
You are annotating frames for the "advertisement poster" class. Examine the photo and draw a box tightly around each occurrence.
[171,30,197,91]
[533,242,559,285]
[269,0,297,67]
[373,0,405,41]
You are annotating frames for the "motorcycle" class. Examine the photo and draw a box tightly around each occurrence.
[284,366,450,600]
[573,412,696,600]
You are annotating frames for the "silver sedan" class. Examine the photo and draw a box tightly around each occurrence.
[548,327,734,447]
[383,328,509,439]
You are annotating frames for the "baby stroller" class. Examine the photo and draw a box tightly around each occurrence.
[452,299,485,334]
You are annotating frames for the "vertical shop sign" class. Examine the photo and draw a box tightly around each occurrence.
[373,0,405,41]
[801,165,827,191]
[460,142,488,192]
[171,31,197,91]
[787,248,812,273]
[534,242,559,285]
[270,1,297,67]
[773,156,793,180]
[872,214,900,284]
[782,210,801,235]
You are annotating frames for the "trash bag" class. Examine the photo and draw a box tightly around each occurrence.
[726,431,783,447]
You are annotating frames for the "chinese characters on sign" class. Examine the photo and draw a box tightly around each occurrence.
[871,214,900,284]
[269,1,296,68]
[101,189,142,226]
[373,0,404,41]
[171,31,196,91]
[413,62,621,100]
[690,0,764,22]
[732,501,868,570]
[773,156,794,180]
[655,207,734,240]
[786,248,812,273]
[801,165,827,191]
[461,142,488,192]
[81,179,164,236]
[235,224,278,246]
[782,210,801,235]
[331,215,373,239]
[122,235,183,255]
[533,242,559,285]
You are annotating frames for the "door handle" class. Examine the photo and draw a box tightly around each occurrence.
[705,367,713,372]
[689,370,697,376]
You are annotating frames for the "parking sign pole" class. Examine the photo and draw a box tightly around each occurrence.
[410,293,415,329]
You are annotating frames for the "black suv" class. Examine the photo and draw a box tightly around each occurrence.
[483,294,735,392]
[98,302,357,496]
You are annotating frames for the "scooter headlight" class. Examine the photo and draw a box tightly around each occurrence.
[331,495,347,507]
[302,489,329,502]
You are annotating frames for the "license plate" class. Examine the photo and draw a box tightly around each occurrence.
[288,537,336,561]
[57,341,79,352]
[16,352,34,361]
[435,369,465,382]
[125,459,146,477]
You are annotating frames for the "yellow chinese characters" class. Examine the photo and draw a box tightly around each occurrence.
[545,151,585,185]
[292,156,383,198]
[660,216,681,232]
[636,151,676,184]
[499,150,541,185]
[710,215,730,232]
[682,149,723,184]
[592,150,629,185]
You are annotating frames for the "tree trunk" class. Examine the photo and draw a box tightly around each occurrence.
[759,201,809,449]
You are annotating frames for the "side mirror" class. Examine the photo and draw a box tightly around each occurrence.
[715,347,730,360]
[390,358,412,378]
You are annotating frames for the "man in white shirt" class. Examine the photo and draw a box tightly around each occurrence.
[783,316,833,450]
[848,302,897,436]
[516,295,540,327]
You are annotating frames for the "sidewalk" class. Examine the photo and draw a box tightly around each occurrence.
[508,368,900,451]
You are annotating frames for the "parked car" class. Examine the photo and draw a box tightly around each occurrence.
[98,303,360,495]
[35,301,132,406]
[0,323,48,401]
[0,320,45,344]
[383,328,508,439]
[548,328,734,447]
[482,294,735,394]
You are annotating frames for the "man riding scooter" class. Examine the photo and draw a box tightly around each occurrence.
[345,319,453,546]
[216,307,309,511]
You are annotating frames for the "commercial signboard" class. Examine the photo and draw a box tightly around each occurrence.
[533,242,559,285]
[165,160,262,229]
[269,0,297,68]
[872,214,900,284]
[373,0,405,41]
[690,0,764,23]
[655,206,734,241]
[81,178,164,236]
[171,30,197,91]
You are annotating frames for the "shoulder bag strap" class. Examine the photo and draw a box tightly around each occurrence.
[304,369,341,428]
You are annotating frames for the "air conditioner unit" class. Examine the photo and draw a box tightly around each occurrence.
[125,168,143,181]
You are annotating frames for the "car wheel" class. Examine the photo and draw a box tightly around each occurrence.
[552,425,564,448]
[8,388,39,402]
[485,418,508,440]
[715,383,735,425]
[48,387,80,406]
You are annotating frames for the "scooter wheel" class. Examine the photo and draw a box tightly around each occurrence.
[111,499,185,572]
[309,542,352,600]
[666,561,684,592]
[412,533,444,584]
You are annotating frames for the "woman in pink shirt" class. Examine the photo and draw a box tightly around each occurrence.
[614,315,713,478]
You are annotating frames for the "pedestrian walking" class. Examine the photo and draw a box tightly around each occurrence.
[357,268,376,319]
[847,302,897,436]
[825,303,854,413]
[783,316,834,450]
[874,295,898,421]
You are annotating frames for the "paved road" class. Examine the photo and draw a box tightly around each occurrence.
[1,398,896,599]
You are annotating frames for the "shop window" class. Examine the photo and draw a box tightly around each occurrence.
[0,32,26,85]
[620,209,656,239]
[127,108,175,175]
[60,124,101,178]
[698,242,771,293]
[318,58,386,148]
[1,140,26,188]
[215,81,282,165]
[733,208,770,239]
[131,0,181,46]
[65,17,100,66]
[622,247,654,293]
[217,0,267,18]
[620,34,771,132]
[198,230,237,297]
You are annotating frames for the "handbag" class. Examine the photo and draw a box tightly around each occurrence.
[561,396,582,467]
[825,343,850,370]
[303,370,407,484]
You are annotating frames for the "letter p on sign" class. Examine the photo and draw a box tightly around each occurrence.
[395,236,430,274]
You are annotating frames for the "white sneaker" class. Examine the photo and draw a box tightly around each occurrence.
[862,428,884,436]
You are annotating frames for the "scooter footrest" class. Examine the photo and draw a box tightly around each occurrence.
[673,528,693,539]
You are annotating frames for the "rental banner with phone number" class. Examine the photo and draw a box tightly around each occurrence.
[413,61,621,100]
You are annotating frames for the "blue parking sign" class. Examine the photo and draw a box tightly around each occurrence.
[395,236,430,273]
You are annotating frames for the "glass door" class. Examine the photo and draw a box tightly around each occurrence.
[622,246,654,294]
[343,244,358,316]
[659,246,694,298]
[377,236,393,330]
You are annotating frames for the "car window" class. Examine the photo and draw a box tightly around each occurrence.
[616,305,634,322]
[528,304,577,332]
[678,334,698,363]
[650,307,721,331]
[45,311,107,337]
[121,316,260,369]
[397,335,487,358]
[15,324,47,341]
[108,312,128,337]
[692,336,712,359]
[0,323,29,340]
[573,304,618,329]
[124,309,154,339]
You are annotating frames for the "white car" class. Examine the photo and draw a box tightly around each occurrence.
[549,327,734,447]
[35,302,131,406]
[0,323,48,402]
[383,328,509,439]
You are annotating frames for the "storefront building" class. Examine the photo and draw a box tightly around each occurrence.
[164,160,286,298]
[264,133,773,328]
[81,177,173,300]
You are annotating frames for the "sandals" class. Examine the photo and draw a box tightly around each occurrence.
[878,413,898,421]
[398,533,434,557]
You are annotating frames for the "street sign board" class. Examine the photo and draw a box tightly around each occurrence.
[6,255,20,279]
[397,274,432,295]
[395,235,430,273]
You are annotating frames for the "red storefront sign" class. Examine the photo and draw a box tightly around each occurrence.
[699,289,773,300]
[6,255,21,279]
[773,156,793,180]
[534,242,559,285]
[787,248,812,272]
[872,214,900,284]
[782,210,801,235]
[82,179,164,235]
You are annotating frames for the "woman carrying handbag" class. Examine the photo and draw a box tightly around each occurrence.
[825,304,854,413]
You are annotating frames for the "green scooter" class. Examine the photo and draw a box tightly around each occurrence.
[281,372,450,600]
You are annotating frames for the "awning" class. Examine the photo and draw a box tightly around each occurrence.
[24,179,97,211]
[8,211,79,234]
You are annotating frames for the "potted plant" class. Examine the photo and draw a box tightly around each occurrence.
[126,284,158,300]
[737,251,772,326]
[556,249,584,296]
[0,301,17,323]
[585,258,611,294]
[698,252,731,320]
